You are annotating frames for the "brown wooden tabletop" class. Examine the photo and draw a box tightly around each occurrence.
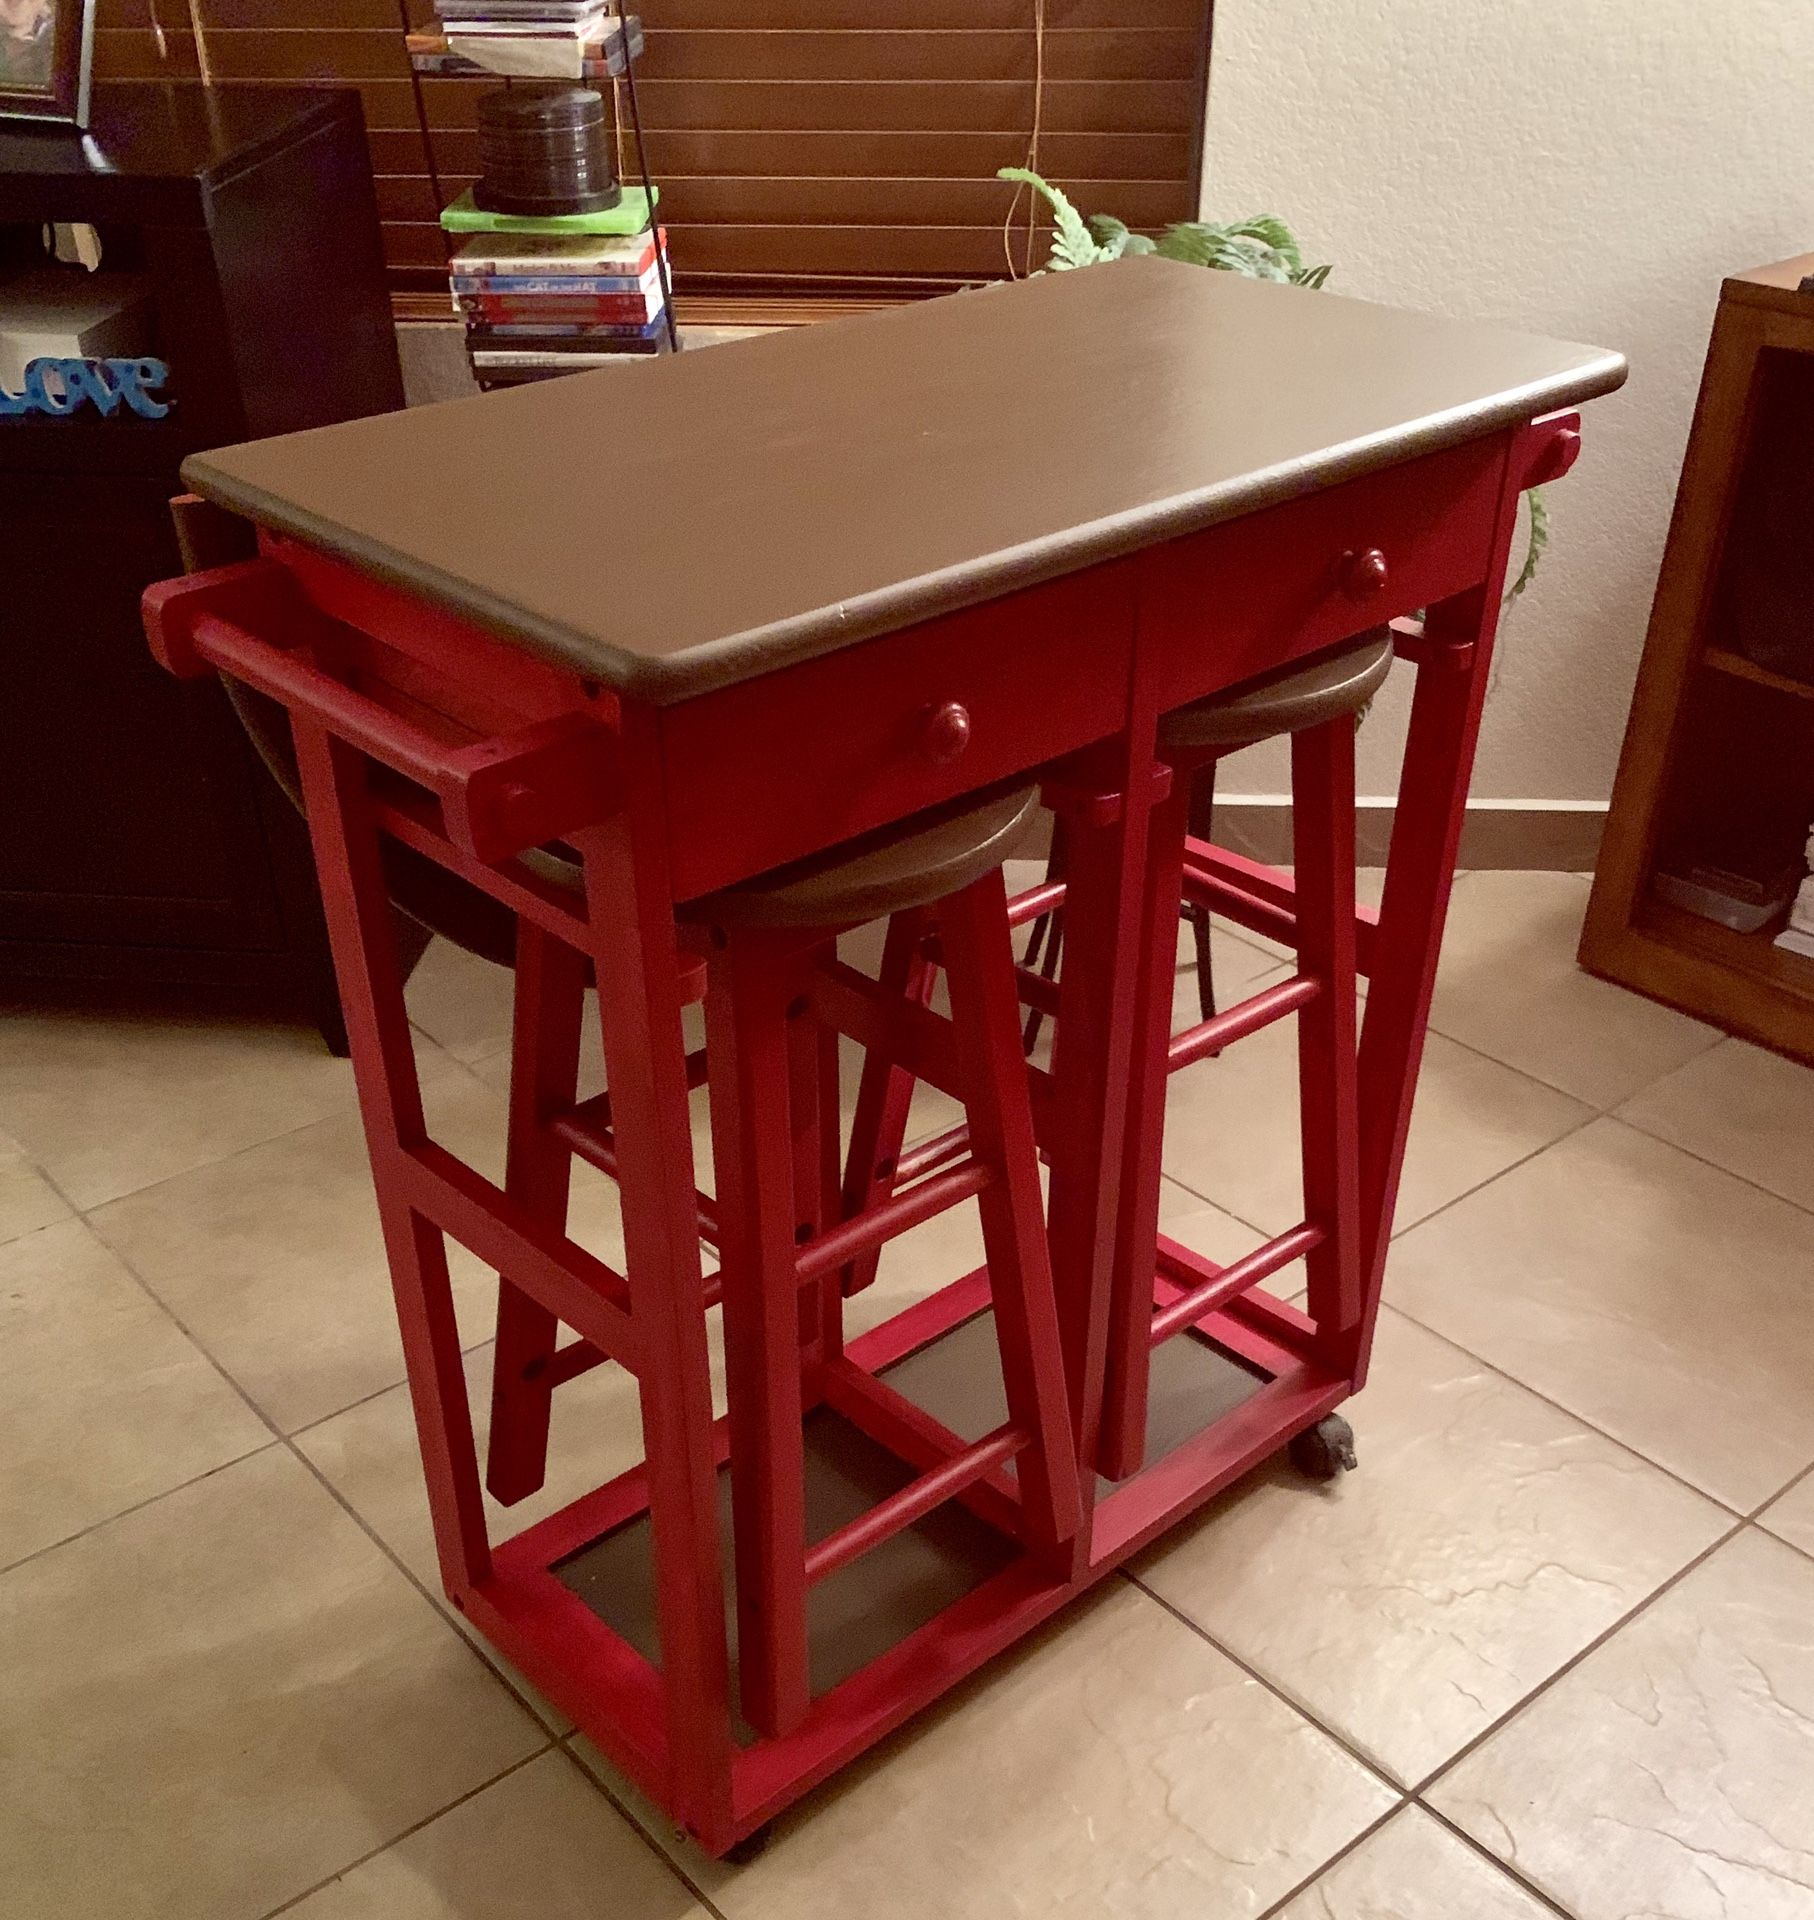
[183,258,1625,703]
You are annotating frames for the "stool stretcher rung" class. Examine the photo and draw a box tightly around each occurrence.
[1180,845,1380,977]
[1013,963,1062,1019]
[398,1142,639,1367]
[816,1354,1025,1534]
[1168,973,1322,1071]
[1005,877,1066,928]
[803,1420,1027,1586]
[794,1158,991,1287]
[894,1121,971,1185]
[1149,1220,1324,1346]
[1179,866,1301,954]
[552,1105,721,1251]
[810,961,969,1103]
[546,1338,611,1387]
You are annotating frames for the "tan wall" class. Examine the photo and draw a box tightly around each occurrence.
[1200,0,1814,804]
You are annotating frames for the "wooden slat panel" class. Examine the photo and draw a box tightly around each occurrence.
[603,79,1201,135]
[97,0,400,25]
[96,26,415,79]
[669,223,1079,277]
[383,170,1181,230]
[650,0,1202,26]
[635,29,1199,83]
[644,174,1188,227]
[410,126,1192,182]
[383,221,454,267]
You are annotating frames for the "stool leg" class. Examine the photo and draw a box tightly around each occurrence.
[705,928,813,1737]
[1098,764,1191,1480]
[1291,717,1363,1369]
[1181,757,1219,1024]
[839,909,934,1298]
[1020,820,1066,1055]
[938,871,1081,1554]
[793,1004,844,1370]
[487,920,587,1505]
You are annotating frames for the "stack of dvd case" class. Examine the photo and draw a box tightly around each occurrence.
[423,0,628,81]
[449,223,672,385]
[451,221,671,385]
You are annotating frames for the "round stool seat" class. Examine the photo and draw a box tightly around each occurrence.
[1160,628,1394,752]
[684,785,1040,931]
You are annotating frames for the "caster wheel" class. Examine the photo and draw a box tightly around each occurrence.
[725,1825,773,1866]
[1290,1413,1357,1482]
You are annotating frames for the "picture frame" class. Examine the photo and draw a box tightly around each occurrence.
[0,0,95,129]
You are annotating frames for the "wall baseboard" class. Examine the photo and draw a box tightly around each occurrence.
[1208,799,1606,871]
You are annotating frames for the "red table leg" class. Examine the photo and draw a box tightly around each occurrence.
[570,702,735,1841]
[1351,447,1529,1386]
[1292,716,1364,1375]
[291,717,493,1598]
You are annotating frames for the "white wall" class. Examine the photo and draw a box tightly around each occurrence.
[1200,0,1814,804]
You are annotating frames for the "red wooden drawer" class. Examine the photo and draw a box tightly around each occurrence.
[1139,433,1509,713]
[659,561,1138,900]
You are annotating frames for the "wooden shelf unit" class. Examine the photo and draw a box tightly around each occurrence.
[1581,254,1814,1063]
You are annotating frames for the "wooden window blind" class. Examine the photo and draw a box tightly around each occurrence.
[92,0,1213,313]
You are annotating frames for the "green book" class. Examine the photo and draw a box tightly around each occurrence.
[439,186,658,236]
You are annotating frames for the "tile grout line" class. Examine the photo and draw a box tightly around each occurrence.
[38,1037,470,1224]
[1404,1514,1750,1801]
[1410,1799,1579,1919]
[253,1745,552,1920]
[551,1738,737,1920]
[1370,1301,1749,1519]
[75,1222,563,1744]
[1139,1506,1755,1916]
[1158,1034,1612,1256]
[1121,1570,1407,1797]
[0,1438,285,1582]
[1595,1107,1814,1223]
[1249,1800,1409,1920]
[1164,1082,1782,1521]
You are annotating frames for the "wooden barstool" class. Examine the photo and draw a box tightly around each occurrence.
[678,784,1082,1739]
[1099,628,1393,1480]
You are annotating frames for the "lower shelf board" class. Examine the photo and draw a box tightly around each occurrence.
[551,1308,1270,1742]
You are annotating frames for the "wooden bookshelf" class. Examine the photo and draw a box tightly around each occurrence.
[1581,254,1814,1063]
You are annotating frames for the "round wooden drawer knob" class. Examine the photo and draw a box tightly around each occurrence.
[1341,547,1389,598]
[920,701,972,764]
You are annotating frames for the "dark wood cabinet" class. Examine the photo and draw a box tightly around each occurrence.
[0,85,408,1048]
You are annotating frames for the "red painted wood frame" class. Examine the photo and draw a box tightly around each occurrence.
[140,407,1582,1854]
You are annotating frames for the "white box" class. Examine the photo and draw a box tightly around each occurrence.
[0,271,153,391]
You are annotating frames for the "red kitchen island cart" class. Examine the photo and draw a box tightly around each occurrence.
[143,258,1623,1854]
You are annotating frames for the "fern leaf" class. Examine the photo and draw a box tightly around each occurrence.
[1121,232,1158,256]
[1504,487,1550,606]
[1224,214,1304,273]
[996,166,1112,270]
[1153,222,1222,267]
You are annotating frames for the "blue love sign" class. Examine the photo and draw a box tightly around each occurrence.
[0,357,172,420]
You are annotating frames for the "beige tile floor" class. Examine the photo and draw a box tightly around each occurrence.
[2,868,1811,1919]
